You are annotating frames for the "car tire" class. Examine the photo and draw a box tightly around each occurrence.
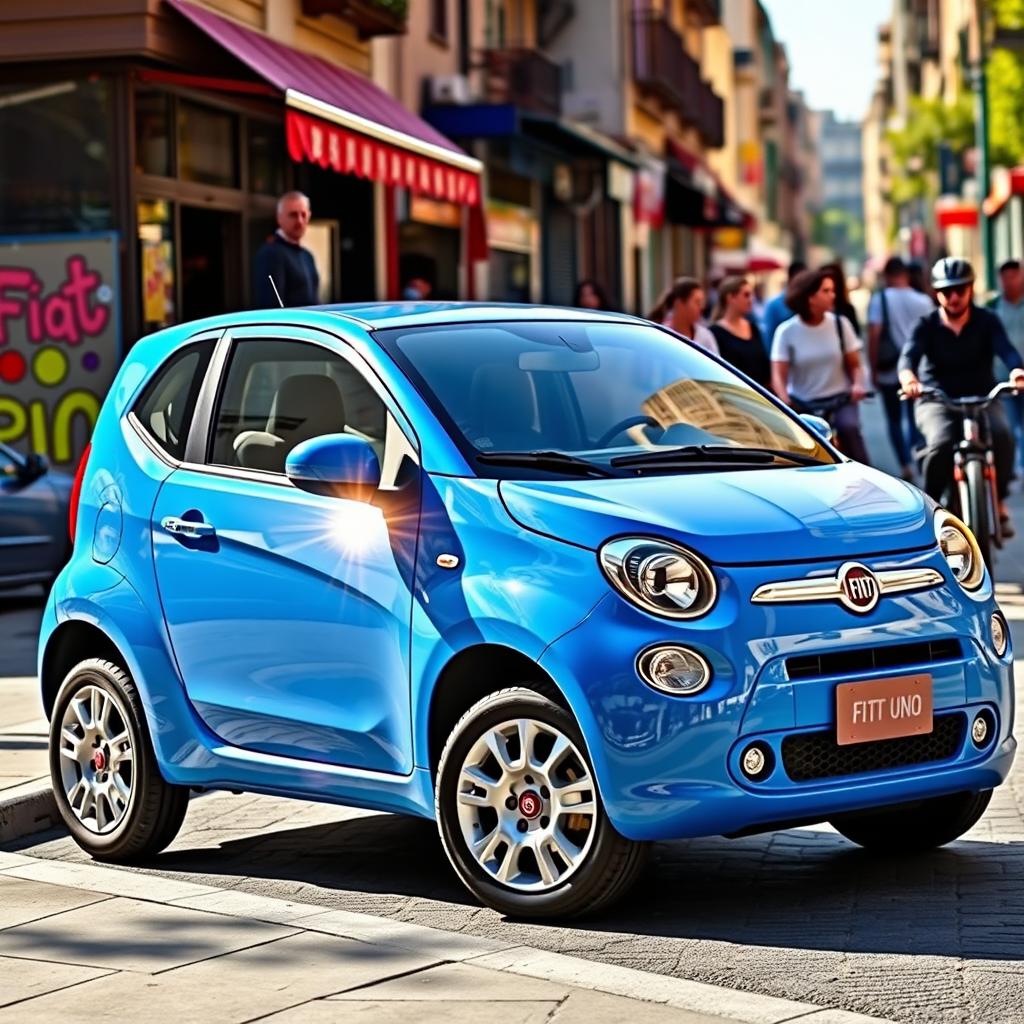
[829,790,992,852]
[435,686,647,919]
[49,658,189,862]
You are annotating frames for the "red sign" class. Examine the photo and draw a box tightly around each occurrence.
[286,109,481,206]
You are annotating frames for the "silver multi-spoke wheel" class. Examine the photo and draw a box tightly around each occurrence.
[58,684,134,835]
[455,717,597,891]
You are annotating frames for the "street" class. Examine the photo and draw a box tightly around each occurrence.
[3,407,1024,1024]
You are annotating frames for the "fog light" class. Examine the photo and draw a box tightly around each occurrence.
[740,743,773,780]
[972,712,994,747]
[637,645,712,696]
[991,612,1008,657]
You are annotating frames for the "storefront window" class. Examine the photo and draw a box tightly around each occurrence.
[248,119,285,196]
[177,100,239,189]
[135,89,173,177]
[138,198,176,333]
[0,77,114,235]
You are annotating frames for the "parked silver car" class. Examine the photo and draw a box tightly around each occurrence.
[0,442,73,590]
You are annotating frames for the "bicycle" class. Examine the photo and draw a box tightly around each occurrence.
[792,390,875,458]
[901,381,1020,570]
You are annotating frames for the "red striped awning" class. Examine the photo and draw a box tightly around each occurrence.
[165,0,482,204]
[285,109,481,205]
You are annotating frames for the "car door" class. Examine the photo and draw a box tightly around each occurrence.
[150,327,421,774]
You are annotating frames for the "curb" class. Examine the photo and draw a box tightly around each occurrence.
[0,849,896,1024]
[0,781,58,844]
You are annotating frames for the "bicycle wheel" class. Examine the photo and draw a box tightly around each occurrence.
[965,459,993,571]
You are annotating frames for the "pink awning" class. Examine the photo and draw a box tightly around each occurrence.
[165,0,481,193]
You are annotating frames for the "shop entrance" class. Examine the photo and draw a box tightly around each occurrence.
[181,206,242,320]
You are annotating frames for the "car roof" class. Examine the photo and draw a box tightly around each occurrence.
[312,302,645,330]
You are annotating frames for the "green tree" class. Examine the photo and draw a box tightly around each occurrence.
[988,0,1024,166]
[885,95,975,207]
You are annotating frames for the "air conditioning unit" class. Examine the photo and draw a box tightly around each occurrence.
[428,74,471,105]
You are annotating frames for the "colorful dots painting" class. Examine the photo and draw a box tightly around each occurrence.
[0,233,118,470]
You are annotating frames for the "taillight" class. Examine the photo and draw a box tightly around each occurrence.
[69,443,91,542]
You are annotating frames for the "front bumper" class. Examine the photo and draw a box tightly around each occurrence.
[539,547,1016,842]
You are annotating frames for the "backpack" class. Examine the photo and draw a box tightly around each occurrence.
[876,290,901,372]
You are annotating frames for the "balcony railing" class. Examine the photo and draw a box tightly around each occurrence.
[482,47,562,116]
[632,10,724,147]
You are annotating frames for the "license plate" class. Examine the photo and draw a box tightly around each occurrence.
[835,674,933,746]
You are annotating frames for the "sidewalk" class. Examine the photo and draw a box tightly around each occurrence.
[0,676,57,842]
[0,849,888,1024]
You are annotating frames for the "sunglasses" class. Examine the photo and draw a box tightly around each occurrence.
[938,284,970,298]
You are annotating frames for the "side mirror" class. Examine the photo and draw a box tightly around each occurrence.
[24,453,49,479]
[285,433,381,500]
[799,414,834,443]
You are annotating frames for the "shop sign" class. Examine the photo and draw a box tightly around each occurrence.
[607,162,634,205]
[410,196,462,229]
[740,141,762,186]
[634,157,666,228]
[0,232,119,471]
[713,227,747,250]
[287,109,481,206]
[486,200,535,251]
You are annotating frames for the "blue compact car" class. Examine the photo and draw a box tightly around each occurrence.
[42,304,1014,917]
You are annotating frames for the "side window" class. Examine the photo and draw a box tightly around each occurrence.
[133,341,214,460]
[208,338,391,475]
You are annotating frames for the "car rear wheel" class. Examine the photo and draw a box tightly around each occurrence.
[49,658,189,861]
[435,686,647,918]
[830,790,992,852]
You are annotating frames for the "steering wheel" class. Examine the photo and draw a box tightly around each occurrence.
[596,415,660,448]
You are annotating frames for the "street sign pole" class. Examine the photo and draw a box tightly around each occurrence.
[975,0,996,294]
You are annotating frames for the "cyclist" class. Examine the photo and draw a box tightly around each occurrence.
[899,257,1024,535]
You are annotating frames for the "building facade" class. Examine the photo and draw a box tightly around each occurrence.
[0,0,483,468]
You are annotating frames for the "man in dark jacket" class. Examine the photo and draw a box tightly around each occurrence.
[899,257,1024,531]
[253,191,320,308]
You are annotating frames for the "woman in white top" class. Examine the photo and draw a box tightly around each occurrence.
[650,278,719,355]
[770,268,872,465]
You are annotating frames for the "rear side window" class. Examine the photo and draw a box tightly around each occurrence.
[133,341,214,460]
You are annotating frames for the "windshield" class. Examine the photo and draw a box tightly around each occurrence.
[377,321,834,477]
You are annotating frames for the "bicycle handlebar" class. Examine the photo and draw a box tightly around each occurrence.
[898,381,1022,406]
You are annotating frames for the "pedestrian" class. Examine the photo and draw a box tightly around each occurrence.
[761,260,806,351]
[990,259,1024,470]
[253,191,319,308]
[710,276,771,388]
[574,279,612,311]
[900,257,1024,534]
[867,256,935,481]
[770,268,871,464]
[652,277,719,355]
[402,276,433,300]
[821,263,861,337]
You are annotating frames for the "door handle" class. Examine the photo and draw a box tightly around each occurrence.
[160,516,216,539]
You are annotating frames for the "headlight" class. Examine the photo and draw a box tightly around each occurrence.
[599,537,717,619]
[934,509,985,591]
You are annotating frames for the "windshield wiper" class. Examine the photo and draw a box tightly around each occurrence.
[476,450,617,478]
[610,444,827,469]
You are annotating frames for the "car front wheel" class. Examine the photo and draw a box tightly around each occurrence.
[830,790,992,852]
[49,658,189,861]
[436,686,646,918]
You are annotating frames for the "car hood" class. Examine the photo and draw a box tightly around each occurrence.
[498,462,936,564]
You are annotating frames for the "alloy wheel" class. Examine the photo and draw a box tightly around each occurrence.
[455,717,597,891]
[58,684,135,834]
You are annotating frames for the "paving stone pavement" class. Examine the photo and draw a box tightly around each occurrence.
[4,402,1024,1023]
[0,866,743,1024]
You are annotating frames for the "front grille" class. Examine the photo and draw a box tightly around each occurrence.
[781,713,966,782]
[786,639,962,681]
